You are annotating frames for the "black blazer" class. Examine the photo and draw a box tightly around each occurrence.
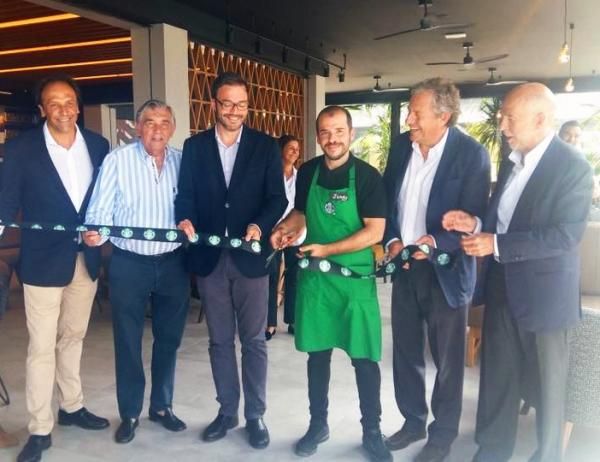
[175,125,287,278]
[383,127,491,308]
[477,136,593,332]
[0,126,108,286]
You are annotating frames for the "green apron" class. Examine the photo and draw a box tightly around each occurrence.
[295,162,382,361]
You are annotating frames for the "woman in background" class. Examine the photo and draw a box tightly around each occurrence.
[266,135,305,340]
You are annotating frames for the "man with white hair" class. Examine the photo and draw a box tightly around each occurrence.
[443,83,593,462]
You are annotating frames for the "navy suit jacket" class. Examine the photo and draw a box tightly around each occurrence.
[477,136,593,332]
[383,127,491,308]
[0,125,108,286]
[175,125,287,278]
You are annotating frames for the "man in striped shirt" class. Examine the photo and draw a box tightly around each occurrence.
[84,99,189,444]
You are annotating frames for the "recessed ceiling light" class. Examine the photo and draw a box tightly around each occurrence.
[445,32,467,39]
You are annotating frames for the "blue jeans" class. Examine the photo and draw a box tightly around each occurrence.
[109,246,189,419]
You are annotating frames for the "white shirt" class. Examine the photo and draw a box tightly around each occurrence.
[281,167,306,245]
[494,132,554,255]
[396,128,449,245]
[44,122,93,212]
[215,126,243,188]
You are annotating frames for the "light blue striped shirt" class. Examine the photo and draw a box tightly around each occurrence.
[86,140,182,255]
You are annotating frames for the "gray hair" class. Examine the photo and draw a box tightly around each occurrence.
[135,99,176,125]
[411,78,461,126]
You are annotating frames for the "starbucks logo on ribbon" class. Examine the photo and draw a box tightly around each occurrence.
[400,248,410,261]
[251,241,261,253]
[143,229,156,240]
[189,233,199,243]
[208,235,221,246]
[9,223,18,228]
[165,230,178,242]
[299,258,309,269]
[99,227,111,237]
[53,225,65,231]
[437,253,450,266]
[318,260,331,273]
[341,267,352,277]
[418,244,430,255]
[31,224,43,230]
[230,238,242,248]
[386,263,396,274]
[76,225,88,232]
[121,228,133,238]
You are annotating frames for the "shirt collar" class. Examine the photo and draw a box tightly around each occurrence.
[411,127,449,161]
[508,132,554,171]
[215,125,243,148]
[43,121,83,148]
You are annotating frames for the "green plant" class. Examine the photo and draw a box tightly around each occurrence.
[464,97,502,172]
[347,104,391,173]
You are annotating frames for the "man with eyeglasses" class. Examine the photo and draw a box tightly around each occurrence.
[176,72,287,450]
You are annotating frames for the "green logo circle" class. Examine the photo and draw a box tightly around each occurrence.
[208,235,221,246]
[318,260,331,272]
[143,229,156,240]
[251,241,261,253]
[189,233,199,243]
[418,244,430,255]
[53,225,65,231]
[386,263,396,274]
[299,258,309,269]
[76,225,88,232]
[166,230,178,242]
[98,227,111,237]
[31,224,43,230]
[401,248,410,261]
[230,238,242,248]
[121,228,133,238]
[437,253,450,266]
[341,267,352,277]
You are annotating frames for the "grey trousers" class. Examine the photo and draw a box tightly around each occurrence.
[196,251,269,420]
[475,261,569,462]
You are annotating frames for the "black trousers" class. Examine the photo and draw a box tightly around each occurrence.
[391,260,467,447]
[110,247,190,419]
[307,349,382,431]
[267,246,299,327]
[474,261,569,462]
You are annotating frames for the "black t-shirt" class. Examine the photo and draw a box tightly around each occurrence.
[295,154,387,219]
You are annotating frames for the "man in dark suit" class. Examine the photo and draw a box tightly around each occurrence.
[0,75,109,462]
[176,72,287,449]
[383,78,490,462]
[443,83,593,462]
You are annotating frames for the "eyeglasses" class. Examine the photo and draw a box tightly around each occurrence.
[215,98,249,111]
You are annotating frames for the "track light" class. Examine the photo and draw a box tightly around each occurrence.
[558,0,570,63]
[564,23,575,92]
[323,65,330,78]
[338,70,345,83]
[564,77,574,92]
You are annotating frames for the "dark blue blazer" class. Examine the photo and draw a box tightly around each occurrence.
[383,127,491,308]
[476,136,593,332]
[0,125,108,286]
[175,125,287,278]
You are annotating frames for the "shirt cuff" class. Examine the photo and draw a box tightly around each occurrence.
[493,234,500,259]
[385,237,400,253]
[427,234,437,248]
[472,217,482,234]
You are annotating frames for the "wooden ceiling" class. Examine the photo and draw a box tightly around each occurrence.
[0,0,131,91]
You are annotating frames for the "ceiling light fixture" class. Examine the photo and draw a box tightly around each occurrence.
[0,58,132,74]
[0,90,13,96]
[0,13,78,29]
[338,53,347,83]
[74,73,133,81]
[558,0,570,63]
[0,37,131,56]
[444,32,467,39]
[565,23,575,92]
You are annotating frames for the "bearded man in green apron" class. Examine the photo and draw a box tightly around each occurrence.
[271,106,391,462]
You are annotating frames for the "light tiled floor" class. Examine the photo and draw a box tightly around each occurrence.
[0,283,599,461]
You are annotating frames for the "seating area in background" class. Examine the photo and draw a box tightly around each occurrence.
[0,227,20,319]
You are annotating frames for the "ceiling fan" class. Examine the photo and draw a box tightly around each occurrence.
[374,0,472,41]
[484,67,527,86]
[372,75,409,93]
[426,42,508,68]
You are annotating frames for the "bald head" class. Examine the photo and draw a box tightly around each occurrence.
[500,83,556,155]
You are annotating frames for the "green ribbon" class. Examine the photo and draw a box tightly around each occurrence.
[0,220,262,255]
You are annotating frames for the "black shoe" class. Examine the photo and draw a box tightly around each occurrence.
[363,429,393,462]
[115,418,139,444]
[386,427,426,451]
[246,417,270,449]
[202,414,239,442]
[287,324,295,334]
[58,407,109,430]
[149,408,187,432]
[294,422,329,457]
[414,441,451,462]
[265,328,276,341]
[17,435,51,462]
